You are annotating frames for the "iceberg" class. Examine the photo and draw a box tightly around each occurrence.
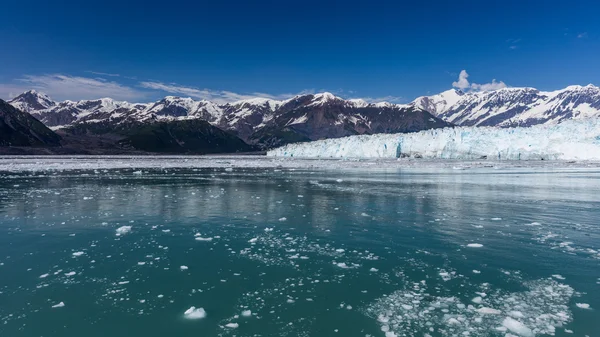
[267,118,600,160]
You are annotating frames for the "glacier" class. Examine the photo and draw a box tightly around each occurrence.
[267,118,600,160]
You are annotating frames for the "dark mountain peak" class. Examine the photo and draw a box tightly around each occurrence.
[0,99,62,147]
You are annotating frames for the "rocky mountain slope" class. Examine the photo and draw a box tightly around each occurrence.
[0,99,62,147]
[9,91,450,149]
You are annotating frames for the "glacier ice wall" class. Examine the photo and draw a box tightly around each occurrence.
[267,118,600,160]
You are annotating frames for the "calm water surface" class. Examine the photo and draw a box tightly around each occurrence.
[0,167,598,337]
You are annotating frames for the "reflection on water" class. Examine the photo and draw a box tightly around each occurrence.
[0,167,598,337]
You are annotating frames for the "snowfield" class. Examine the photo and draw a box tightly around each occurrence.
[268,118,600,160]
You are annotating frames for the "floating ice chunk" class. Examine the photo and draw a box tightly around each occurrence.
[64,271,76,277]
[51,302,65,308]
[115,226,132,236]
[552,274,566,280]
[471,296,482,304]
[369,268,379,272]
[72,251,85,257]
[575,303,590,309]
[183,306,206,319]
[336,179,343,183]
[278,217,287,221]
[502,317,534,337]
[264,227,274,232]
[248,238,258,243]
[225,322,239,328]
[491,218,502,221]
[477,307,502,315]
[508,311,525,318]
[467,243,483,248]
[472,270,481,274]
[524,222,542,226]
[335,262,353,269]
[39,273,49,278]
[241,310,252,317]
[180,266,189,271]
[195,237,213,242]
[118,281,129,285]
[335,249,345,253]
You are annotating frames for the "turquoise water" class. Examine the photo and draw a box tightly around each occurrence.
[0,167,599,336]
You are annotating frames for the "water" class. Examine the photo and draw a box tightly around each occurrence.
[0,164,599,336]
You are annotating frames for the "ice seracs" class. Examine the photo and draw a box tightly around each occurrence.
[268,117,600,160]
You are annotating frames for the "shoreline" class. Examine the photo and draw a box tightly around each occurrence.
[1,155,600,172]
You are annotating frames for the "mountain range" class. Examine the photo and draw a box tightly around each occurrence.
[412,84,600,127]
[6,91,449,152]
[3,84,600,154]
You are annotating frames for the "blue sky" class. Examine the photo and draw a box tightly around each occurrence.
[1,0,598,103]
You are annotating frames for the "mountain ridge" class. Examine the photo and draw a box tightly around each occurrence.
[9,90,450,149]
[411,84,600,127]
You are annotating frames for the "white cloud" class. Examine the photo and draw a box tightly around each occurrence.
[139,81,313,104]
[0,74,145,101]
[452,70,507,92]
[86,71,121,77]
[471,79,508,91]
[577,32,588,39]
[452,70,471,90]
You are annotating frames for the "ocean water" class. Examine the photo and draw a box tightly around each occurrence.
[0,165,599,337]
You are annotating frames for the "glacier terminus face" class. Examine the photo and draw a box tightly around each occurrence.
[268,117,600,160]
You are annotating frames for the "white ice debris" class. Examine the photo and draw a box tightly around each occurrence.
[477,307,501,315]
[575,303,590,309]
[471,296,483,304]
[51,302,65,308]
[183,306,206,319]
[241,310,252,317]
[115,226,132,236]
[502,317,534,337]
[268,118,600,160]
[180,265,189,270]
[366,278,573,337]
[466,243,484,248]
[72,251,85,257]
[225,322,239,328]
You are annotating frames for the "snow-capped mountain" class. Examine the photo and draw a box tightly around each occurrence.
[9,90,57,113]
[411,84,600,127]
[8,90,449,148]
